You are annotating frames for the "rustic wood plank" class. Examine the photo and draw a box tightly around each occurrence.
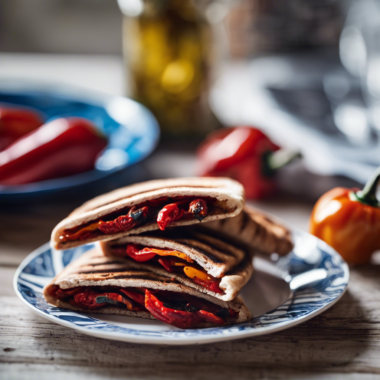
[1,364,380,380]
[1,264,380,379]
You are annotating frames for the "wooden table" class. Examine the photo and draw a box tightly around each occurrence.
[1,54,379,380]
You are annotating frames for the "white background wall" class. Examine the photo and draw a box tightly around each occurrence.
[0,0,122,54]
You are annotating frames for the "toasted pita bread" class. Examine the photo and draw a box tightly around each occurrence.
[202,205,293,256]
[51,177,245,250]
[100,230,253,301]
[101,230,245,277]
[43,249,252,328]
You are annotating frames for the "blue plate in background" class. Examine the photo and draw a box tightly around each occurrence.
[0,85,160,197]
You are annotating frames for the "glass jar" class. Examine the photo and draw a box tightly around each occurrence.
[118,0,226,139]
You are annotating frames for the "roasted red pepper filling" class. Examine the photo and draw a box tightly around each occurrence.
[51,285,236,328]
[112,243,224,295]
[60,197,210,243]
[54,286,146,311]
[145,290,224,328]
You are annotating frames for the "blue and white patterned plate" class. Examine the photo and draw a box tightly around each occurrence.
[13,229,349,345]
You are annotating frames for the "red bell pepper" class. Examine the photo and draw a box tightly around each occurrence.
[121,244,224,293]
[53,285,233,328]
[196,126,300,199]
[192,277,223,294]
[125,243,156,262]
[0,106,44,150]
[98,206,150,234]
[157,257,175,272]
[0,117,107,185]
[144,290,225,328]
[119,288,145,306]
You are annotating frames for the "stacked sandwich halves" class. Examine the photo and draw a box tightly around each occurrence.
[44,178,293,329]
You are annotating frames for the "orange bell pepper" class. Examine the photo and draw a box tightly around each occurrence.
[310,167,380,264]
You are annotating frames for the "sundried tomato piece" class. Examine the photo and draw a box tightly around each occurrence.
[157,203,185,231]
[98,206,149,234]
[188,199,208,221]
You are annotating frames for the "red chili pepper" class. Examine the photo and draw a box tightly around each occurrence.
[124,243,156,262]
[192,277,223,294]
[98,206,149,235]
[196,126,300,199]
[0,117,107,185]
[144,290,224,328]
[0,106,43,150]
[157,203,185,230]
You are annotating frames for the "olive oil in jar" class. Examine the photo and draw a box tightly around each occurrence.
[119,0,219,138]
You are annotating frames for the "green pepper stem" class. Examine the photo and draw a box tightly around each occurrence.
[263,149,301,177]
[354,166,380,207]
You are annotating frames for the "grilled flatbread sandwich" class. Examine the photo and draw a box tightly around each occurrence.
[203,205,293,256]
[51,177,245,250]
[100,229,253,301]
[43,249,252,329]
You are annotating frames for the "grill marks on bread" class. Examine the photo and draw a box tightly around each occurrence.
[75,185,221,213]
[202,206,293,256]
[60,251,176,283]
[103,229,246,277]
[51,177,245,250]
